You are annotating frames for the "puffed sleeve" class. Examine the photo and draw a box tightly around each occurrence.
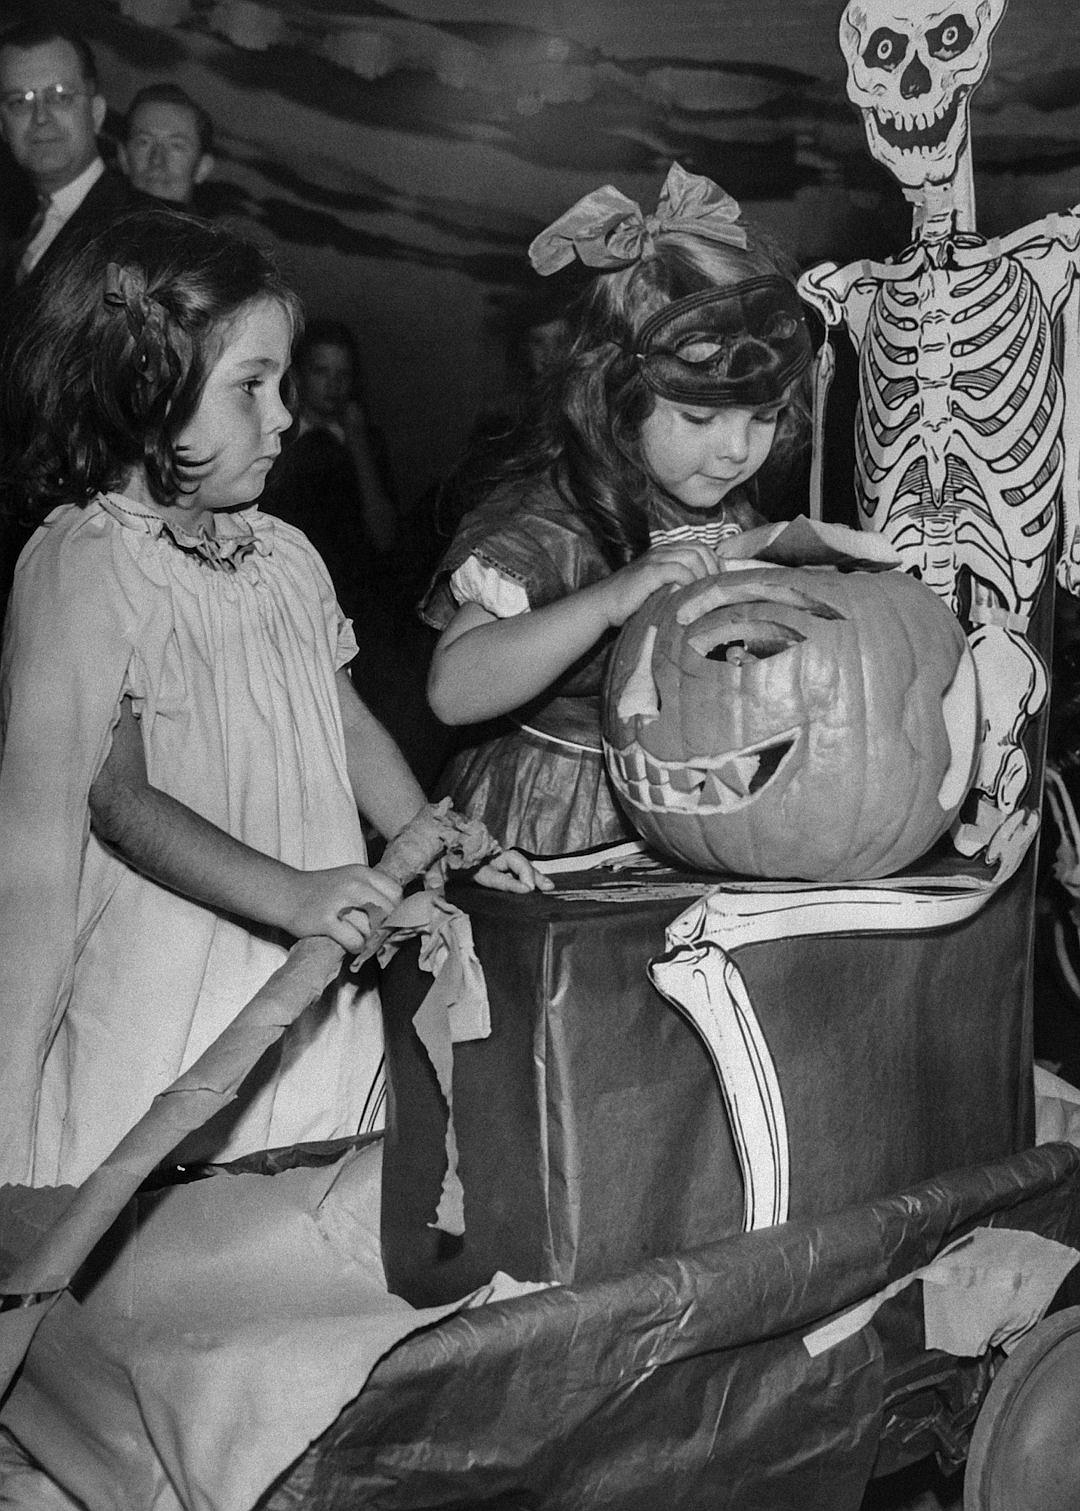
[0,509,137,1186]
[417,480,609,630]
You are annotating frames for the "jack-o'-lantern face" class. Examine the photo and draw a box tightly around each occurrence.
[602,566,977,881]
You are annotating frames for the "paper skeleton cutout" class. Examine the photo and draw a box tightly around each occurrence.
[799,0,1080,858]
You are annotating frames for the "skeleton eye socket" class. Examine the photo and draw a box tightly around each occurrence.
[863,27,908,70]
[926,14,974,59]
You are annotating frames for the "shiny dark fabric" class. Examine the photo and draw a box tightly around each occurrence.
[381,849,1037,1306]
[267,1141,1080,1510]
[419,477,763,854]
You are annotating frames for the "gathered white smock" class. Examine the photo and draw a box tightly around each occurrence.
[0,494,384,1188]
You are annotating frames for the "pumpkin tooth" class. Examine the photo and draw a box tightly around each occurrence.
[717,753,761,797]
[701,771,746,810]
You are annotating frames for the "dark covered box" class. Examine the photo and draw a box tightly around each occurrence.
[380,858,1035,1307]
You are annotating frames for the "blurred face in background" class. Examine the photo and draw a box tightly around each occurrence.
[120,99,212,204]
[296,341,353,424]
[0,38,105,193]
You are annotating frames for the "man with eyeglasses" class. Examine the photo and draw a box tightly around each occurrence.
[0,20,146,295]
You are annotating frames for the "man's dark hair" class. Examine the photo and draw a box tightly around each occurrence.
[0,20,98,89]
[124,82,214,156]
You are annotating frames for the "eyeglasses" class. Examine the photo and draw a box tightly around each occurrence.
[0,85,90,121]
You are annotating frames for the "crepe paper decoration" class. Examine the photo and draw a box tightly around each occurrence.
[207,0,285,50]
[708,514,901,572]
[118,0,192,25]
[803,1226,1079,1360]
[0,1145,558,1511]
[377,891,493,1236]
[0,801,497,1392]
[604,561,977,881]
[1034,1063,1080,1148]
[528,161,746,276]
[799,0,1080,868]
[648,807,1037,1231]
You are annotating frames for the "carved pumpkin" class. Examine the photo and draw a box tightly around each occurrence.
[602,566,978,881]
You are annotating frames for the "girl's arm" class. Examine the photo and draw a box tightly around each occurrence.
[336,668,427,838]
[428,540,720,726]
[89,699,402,954]
[336,670,552,893]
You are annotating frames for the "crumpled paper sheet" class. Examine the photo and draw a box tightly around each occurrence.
[378,890,491,1235]
[0,873,490,1403]
[0,1141,553,1511]
[1034,1061,1080,1147]
[804,1225,1079,1359]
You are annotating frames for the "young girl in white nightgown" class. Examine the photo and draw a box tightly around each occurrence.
[0,206,540,1190]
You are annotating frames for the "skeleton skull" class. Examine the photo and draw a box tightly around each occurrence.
[839,0,1007,190]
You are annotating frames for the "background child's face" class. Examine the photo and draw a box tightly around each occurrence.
[175,296,293,524]
[297,341,353,424]
[639,395,780,510]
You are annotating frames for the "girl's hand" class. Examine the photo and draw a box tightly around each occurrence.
[285,864,404,952]
[472,849,555,894]
[599,541,719,628]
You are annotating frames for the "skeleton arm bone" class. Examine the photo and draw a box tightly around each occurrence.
[798,245,926,344]
[1057,288,1080,595]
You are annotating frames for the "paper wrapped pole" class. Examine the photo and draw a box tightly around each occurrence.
[0,801,496,1382]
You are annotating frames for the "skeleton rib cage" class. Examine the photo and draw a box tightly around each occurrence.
[855,246,1064,621]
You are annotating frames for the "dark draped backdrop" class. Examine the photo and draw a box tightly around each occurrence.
[2,0,1079,513]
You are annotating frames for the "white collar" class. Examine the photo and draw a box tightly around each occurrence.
[46,156,105,218]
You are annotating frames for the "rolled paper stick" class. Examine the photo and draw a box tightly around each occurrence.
[0,800,497,1299]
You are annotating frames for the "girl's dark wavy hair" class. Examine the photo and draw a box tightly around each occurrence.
[496,226,814,569]
[0,207,302,527]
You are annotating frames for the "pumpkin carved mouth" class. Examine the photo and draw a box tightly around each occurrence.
[604,729,801,816]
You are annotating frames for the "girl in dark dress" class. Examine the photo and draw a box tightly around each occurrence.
[422,164,814,857]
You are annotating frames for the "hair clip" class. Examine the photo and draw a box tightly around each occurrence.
[103,262,168,387]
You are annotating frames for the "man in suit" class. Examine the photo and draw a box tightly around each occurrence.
[0,22,151,630]
[118,82,214,208]
[0,20,145,293]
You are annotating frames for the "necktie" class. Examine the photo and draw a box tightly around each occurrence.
[16,195,59,283]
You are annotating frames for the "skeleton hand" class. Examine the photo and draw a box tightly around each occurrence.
[1057,526,1080,597]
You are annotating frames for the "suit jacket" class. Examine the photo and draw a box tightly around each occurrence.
[0,167,154,626]
[1,165,150,304]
